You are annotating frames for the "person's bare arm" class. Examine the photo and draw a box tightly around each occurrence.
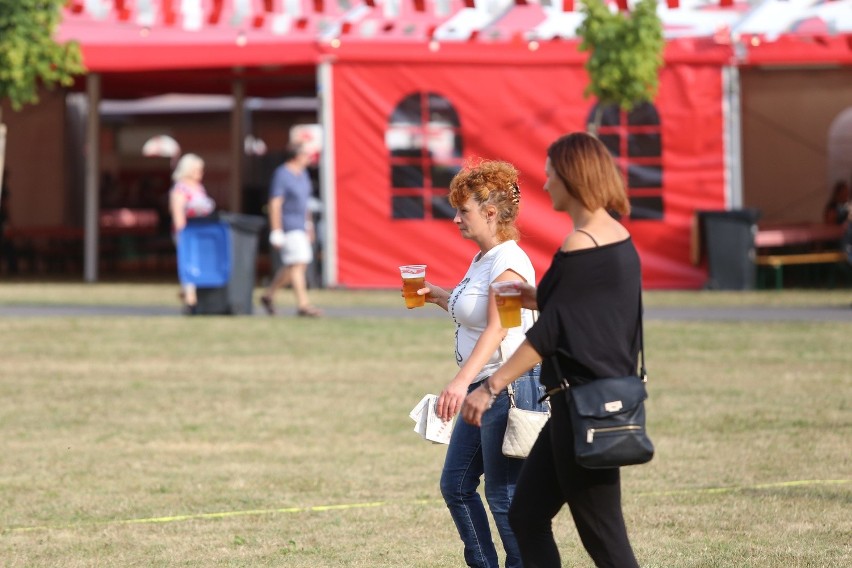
[436,269,523,420]
[268,196,285,248]
[268,196,283,232]
[437,309,507,420]
[170,191,188,232]
[518,281,538,311]
[417,282,452,312]
[460,340,543,427]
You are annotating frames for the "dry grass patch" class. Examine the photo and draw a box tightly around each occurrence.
[0,288,849,566]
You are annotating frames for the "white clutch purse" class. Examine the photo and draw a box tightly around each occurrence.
[502,382,550,459]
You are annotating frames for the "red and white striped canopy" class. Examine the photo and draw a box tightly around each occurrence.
[57,0,852,96]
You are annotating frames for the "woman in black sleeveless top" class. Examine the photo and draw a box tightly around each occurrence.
[462,132,642,568]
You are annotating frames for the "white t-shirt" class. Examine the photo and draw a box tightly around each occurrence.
[447,240,536,383]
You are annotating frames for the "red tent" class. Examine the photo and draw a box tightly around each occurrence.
[53,0,852,288]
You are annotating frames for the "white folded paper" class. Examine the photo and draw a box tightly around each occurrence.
[409,394,455,445]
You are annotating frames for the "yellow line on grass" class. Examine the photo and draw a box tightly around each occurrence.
[5,481,847,533]
[637,478,850,497]
[5,501,390,533]
[121,501,386,524]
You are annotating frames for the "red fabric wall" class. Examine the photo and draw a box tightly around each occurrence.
[331,59,726,290]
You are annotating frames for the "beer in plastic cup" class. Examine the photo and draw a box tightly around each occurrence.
[491,281,523,328]
[399,265,427,309]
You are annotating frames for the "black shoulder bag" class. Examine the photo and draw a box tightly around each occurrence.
[548,302,654,469]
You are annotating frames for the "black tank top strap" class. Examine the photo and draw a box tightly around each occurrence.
[574,228,599,247]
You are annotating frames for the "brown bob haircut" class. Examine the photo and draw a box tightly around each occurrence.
[547,132,630,216]
[448,159,521,242]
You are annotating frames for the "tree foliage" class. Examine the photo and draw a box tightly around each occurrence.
[0,0,85,111]
[577,0,664,112]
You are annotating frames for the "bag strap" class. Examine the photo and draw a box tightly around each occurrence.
[506,382,517,408]
[639,292,648,383]
[507,373,551,411]
[543,292,646,401]
[637,294,647,381]
[505,303,543,408]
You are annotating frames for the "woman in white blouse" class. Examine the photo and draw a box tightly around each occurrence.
[417,160,545,568]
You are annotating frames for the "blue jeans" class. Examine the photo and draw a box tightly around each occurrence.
[440,367,546,568]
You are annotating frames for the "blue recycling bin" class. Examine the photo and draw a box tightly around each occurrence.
[177,218,232,288]
[177,217,232,315]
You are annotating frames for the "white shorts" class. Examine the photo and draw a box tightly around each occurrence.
[279,229,313,265]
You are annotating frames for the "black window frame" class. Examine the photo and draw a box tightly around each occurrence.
[388,92,464,220]
[590,102,664,221]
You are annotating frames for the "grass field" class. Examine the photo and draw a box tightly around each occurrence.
[0,284,850,567]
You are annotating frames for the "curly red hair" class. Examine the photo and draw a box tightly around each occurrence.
[448,159,521,242]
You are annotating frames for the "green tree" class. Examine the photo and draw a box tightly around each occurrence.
[577,0,664,133]
[0,0,84,196]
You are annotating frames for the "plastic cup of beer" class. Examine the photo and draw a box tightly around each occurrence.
[491,281,523,328]
[399,264,427,309]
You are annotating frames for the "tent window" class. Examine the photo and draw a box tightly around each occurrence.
[387,92,463,220]
[590,102,664,220]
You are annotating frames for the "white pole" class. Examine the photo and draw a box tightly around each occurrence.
[318,59,338,287]
[84,73,101,282]
[722,65,743,210]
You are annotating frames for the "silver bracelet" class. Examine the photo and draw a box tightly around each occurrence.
[482,378,499,397]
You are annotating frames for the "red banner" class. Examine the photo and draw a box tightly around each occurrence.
[332,60,725,289]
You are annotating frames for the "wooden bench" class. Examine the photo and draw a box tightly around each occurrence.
[755,251,847,290]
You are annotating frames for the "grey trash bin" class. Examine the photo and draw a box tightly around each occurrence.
[699,209,761,290]
[196,212,266,314]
